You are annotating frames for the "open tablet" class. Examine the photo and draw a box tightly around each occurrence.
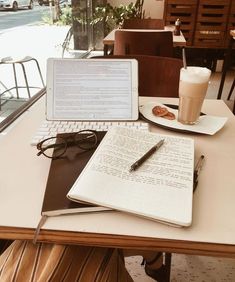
[46,58,139,121]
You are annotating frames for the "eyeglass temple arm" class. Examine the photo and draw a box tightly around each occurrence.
[37,143,63,156]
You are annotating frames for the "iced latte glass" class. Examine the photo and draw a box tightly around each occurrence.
[178,67,211,125]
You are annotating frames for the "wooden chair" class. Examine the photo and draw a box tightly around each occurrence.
[93,55,183,97]
[114,31,173,57]
[122,18,165,30]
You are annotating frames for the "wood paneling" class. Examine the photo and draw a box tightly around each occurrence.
[164,0,197,45]
[164,0,233,48]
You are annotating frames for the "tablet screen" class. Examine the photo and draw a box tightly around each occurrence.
[46,58,138,121]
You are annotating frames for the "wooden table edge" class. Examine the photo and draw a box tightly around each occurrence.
[1,227,235,258]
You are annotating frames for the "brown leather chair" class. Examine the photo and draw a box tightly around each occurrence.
[122,18,165,30]
[93,55,183,97]
[114,31,173,57]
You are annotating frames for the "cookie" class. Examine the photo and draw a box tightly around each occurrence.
[152,105,176,120]
[152,106,168,117]
[162,112,176,120]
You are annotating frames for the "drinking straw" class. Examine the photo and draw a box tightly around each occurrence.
[182,48,187,69]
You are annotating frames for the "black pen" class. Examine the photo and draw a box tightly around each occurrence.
[130,139,164,172]
[193,155,205,192]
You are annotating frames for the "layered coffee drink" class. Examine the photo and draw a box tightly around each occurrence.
[178,67,211,125]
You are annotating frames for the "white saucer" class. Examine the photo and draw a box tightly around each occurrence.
[139,102,227,135]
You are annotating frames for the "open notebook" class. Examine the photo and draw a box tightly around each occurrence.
[31,58,148,145]
[67,127,195,227]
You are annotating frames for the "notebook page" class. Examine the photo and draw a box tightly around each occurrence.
[68,127,194,226]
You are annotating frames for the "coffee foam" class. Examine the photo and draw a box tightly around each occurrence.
[180,67,211,83]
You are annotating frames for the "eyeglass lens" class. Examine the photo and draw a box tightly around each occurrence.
[37,130,98,159]
[40,137,67,158]
[74,130,98,150]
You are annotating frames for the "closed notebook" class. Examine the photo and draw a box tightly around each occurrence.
[41,131,109,216]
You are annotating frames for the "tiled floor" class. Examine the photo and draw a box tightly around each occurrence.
[125,254,235,281]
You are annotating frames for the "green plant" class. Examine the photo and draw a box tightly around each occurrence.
[59,6,72,25]
[90,0,145,34]
[42,0,144,32]
[42,6,72,26]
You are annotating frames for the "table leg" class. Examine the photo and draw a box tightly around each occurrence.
[104,44,108,56]
[227,78,235,100]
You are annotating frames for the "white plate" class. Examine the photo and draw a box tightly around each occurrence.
[139,102,227,135]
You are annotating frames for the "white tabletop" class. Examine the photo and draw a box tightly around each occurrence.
[0,96,235,255]
[103,26,186,47]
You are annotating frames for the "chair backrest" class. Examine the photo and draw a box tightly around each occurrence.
[114,31,173,57]
[122,18,165,30]
[92,55,183,97]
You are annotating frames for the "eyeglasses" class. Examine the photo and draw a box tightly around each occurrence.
[36,130,98,159]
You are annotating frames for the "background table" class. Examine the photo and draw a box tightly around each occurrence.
[103,26,186,55]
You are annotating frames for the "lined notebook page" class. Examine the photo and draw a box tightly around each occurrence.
[67,127,194,226]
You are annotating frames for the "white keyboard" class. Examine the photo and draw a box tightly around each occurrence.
[31,120,149,145]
